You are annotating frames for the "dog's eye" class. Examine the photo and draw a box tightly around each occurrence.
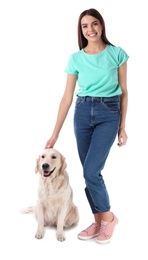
[52,155,56,159]
[41,155,45,158]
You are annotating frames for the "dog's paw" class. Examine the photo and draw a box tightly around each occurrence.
[35,230,44,239]
[56,232,65,242]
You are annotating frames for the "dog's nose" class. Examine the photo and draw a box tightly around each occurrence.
[42,163,49,170]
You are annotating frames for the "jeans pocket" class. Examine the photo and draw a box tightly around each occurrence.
[75,97,85,107]
[102,99,120,112]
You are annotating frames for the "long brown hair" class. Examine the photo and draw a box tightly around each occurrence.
[78,8,113,50]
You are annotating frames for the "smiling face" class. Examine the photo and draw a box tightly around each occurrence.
[81,15,103,43]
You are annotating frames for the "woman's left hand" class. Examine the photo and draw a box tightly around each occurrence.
[117,128,128,147]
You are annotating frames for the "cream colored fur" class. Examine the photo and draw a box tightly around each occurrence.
[21,148,79,241]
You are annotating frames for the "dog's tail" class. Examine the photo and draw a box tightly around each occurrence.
[19,206,35,214]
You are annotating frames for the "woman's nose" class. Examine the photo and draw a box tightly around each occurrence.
[88,25,94,31]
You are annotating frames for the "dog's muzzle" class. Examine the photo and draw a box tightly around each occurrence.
[42,163,56,177]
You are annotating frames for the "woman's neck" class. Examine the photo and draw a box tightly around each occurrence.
[84,42,106,54]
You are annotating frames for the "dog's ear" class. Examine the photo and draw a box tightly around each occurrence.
[35,156,40,173]
[60,154,67,174]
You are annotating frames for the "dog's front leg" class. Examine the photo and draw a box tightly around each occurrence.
[35,204,44,239]
[56,207,68,241]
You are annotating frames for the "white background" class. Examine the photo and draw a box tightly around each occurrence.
[0,0,148,259]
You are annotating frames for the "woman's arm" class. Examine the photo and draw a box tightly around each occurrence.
[45,74,77,148]
[118,61,128,147]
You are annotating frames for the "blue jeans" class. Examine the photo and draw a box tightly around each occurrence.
[74,96,120,213]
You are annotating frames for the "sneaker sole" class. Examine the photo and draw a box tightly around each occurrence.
[77,233,99,240]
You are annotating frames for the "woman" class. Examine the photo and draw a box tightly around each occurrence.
[45,8,129,244]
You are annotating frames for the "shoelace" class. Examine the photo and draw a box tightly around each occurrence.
[82,223,99,232]
[99,222,108,236]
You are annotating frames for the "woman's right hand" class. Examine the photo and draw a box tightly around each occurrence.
[45,135,58,149]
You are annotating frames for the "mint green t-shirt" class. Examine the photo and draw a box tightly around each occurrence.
[65,44,129,97]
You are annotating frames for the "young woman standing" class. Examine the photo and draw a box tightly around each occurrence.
[45,8,129,244]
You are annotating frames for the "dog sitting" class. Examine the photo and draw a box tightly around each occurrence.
[21,148,79,241]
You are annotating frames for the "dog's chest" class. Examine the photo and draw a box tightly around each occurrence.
[38,181,56,200]
[38,178,68,207]
[38,181,67,220]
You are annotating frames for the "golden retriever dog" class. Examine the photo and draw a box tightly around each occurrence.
[21,148,79,241]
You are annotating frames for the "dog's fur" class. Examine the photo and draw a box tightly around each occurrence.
[21,148,79,241]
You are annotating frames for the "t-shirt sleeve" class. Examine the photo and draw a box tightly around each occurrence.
[118,47,129,67]
[64,54,78,75]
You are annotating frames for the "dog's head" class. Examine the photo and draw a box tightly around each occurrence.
[35,148,67,178]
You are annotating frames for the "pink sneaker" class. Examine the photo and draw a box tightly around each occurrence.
[77,222,100,240]
[96,214,118,244]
